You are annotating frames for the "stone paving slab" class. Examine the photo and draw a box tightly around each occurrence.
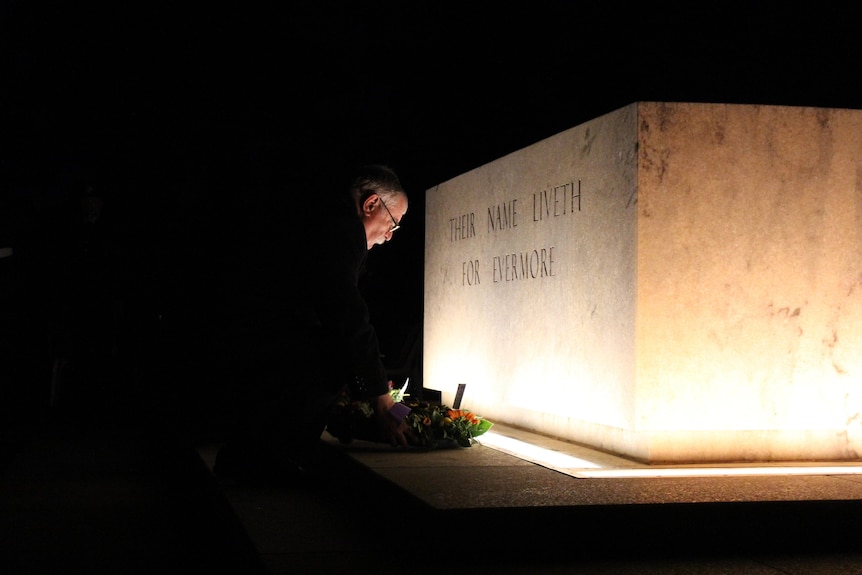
[325,425,862,510]
[198,427,862,574]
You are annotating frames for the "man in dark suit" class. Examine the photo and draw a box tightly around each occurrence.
[201,164,414,484]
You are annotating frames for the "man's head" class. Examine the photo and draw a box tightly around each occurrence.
[350,165,408,249]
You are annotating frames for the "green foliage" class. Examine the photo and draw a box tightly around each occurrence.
[327,392,493,449]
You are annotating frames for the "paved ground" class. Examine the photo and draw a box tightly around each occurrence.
[4,411,862,575]
[202,426,862,574]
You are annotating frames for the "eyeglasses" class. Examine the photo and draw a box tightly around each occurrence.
[378,196,401,233]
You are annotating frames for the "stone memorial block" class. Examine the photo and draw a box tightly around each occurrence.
[424,101,862,463]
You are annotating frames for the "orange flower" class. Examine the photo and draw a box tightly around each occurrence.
[447,409,480,424]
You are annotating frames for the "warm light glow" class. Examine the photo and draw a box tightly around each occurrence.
[574,466,862,478]
[479,431,862,478]
[477,431,602,469]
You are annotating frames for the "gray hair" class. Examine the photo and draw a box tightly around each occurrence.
[349,164,406,205]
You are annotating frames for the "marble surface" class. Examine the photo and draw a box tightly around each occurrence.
[423,102,862,462]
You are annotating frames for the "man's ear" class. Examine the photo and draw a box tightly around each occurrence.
[361,194,379,216]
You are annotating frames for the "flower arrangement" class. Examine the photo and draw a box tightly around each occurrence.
[400,399,493,448]
[326,386,493,449]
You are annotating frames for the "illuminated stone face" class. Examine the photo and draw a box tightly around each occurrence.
[424,102,862,463]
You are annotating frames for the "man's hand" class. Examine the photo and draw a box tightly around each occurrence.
[372,388,417,447]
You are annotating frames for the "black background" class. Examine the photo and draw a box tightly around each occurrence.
[3,1,861,372]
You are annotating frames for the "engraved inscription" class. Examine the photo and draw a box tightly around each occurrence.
[450,213,476,241]
[487,199,518,233]
[492,247,555,282]
[446,179,582,287]
[462,259,480,285]
[532,181,581,221]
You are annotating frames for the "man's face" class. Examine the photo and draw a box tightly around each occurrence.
[362,193,406,250]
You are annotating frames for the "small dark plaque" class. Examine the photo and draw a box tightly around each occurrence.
[453,383,467,409]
